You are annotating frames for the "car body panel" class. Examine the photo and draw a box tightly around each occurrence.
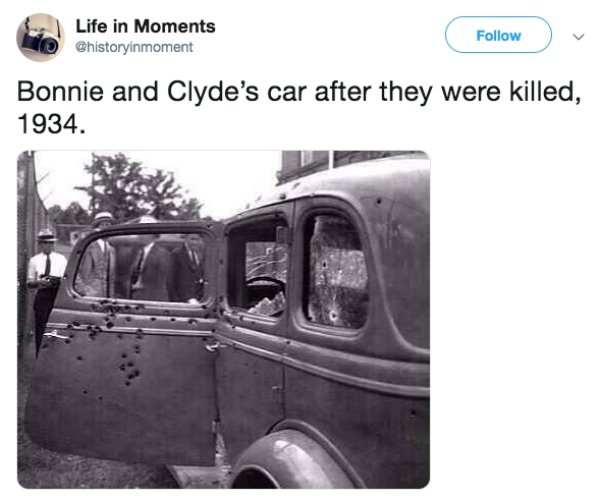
[25,158,430,487]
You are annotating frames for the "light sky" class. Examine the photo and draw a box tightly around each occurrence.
[34,150,282,220]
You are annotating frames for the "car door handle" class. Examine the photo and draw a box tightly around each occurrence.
[205,341,227,353]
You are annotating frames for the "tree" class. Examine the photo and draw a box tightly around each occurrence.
[76,153,202,222]
[177,197,203,220]
[76,153,145,221]
[48,201,92,225]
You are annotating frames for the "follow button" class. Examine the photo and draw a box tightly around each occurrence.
[446,16,552,53]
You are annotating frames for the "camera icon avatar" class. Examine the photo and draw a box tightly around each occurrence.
[17,14,64,61]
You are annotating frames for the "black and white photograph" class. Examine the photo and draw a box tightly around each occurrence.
[17,150,430,489]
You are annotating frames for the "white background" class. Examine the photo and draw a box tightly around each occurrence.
[1,1,599,496]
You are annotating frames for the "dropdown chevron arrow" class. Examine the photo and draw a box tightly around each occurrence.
[573,33,585,40]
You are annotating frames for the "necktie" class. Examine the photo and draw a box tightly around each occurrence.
[131,250,144,286]
[44,254,51,276]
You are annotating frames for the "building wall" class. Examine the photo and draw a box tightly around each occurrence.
[277,150,421,185]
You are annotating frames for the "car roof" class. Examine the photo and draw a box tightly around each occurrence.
[240,155,430,215]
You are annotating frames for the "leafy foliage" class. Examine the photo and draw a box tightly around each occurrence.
[48,201,92,225]
[75,153,202,222]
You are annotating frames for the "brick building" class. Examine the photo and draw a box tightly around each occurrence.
[278,150,424,185]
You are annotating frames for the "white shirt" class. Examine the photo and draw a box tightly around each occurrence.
[27,251,68,280]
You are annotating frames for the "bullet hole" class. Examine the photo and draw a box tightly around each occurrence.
[83,390,88,395]
[119,364,126,371]
[69,334,74,339]
[219,259,224,265]
[127,361,134,367]
[376,197,383,206]
[121,353,127,359]
[329,310,339,322]
[76,355,83,361]
[201,305,207,310]
[86,325,93,331]
[90,304,97,311]
[170,317,176,322]
[207,223,213,229]
[136,328,143,333]
[123,306,131,312]
[322,261,328,268]
[286,340,291,345]
[72,321,81,327]
[125,316,132,322]
[65,339,71,344]
[67,324,73,329]
[125,381,131,386]
[127,374,135,380]
[134,369,140,377]
[134,345,141,354]
[136,333,143,340]
[106,322,114,329]
[117,333,123,339]
[134,305,142,310]
[150,317,156,321]
[409,409,417,418]
[104,316,111,322]
[98,396,103,401]
[188,319,196,325]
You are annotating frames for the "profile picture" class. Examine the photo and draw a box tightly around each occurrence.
[17,13,65,61]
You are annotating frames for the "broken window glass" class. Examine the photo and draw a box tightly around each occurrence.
[305,214,369,329]
[227,220,289,318]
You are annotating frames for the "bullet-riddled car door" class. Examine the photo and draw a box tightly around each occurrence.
[25,221,223,466]
[212,207,291,462]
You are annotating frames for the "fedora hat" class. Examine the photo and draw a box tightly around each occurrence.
[37,228,57,242]
[91,211,116,228]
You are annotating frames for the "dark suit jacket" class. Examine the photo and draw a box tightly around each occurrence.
[129,244,171,301]
[169,245,204,302]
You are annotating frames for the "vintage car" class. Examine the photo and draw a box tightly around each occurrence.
[25,156,430,488]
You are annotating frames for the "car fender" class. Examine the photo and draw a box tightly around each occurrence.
[229,429,356,488]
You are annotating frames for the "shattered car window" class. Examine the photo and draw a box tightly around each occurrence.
[245,242,287,316]
[305,214,369,329]
[227,219,289,319]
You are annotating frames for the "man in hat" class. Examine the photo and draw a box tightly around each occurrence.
[75,212,116,298]
[127,216,171,301]
[27,228,68,356]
